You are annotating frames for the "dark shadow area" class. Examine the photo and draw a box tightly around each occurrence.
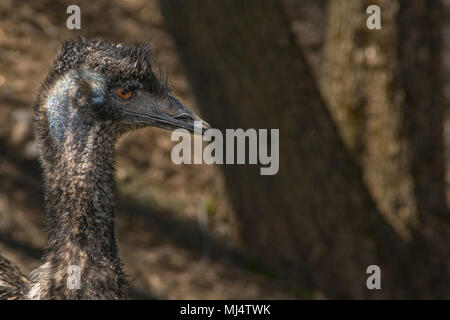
[0,232,43,260]
[126,286,159,300]
[116,195,275,277]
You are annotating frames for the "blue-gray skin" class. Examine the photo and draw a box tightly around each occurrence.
[0,37,209,300]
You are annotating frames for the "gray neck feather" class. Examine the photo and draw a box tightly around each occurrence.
[26,77,126,299]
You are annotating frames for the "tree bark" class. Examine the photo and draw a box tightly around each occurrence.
[397,0,448,225]
[160,0,448,298]
[323,0,449,234]
[322,0,417,239]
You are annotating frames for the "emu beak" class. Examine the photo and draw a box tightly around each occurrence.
[127,95,210,134]
[168,95,210,134]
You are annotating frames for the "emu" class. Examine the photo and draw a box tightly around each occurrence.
[0,37,209,299]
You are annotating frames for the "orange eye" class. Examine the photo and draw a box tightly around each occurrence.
[116,88,133,99]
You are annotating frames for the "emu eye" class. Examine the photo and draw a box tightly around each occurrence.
[116,88,134,99]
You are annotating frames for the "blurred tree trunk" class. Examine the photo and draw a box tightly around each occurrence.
[161,0,449,298]
[322,0,449,246]
[322,0,416,240]
[318,0,450,296]
[397,0,448,225]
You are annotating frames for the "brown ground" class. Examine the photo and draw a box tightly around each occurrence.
[0,0,304,299]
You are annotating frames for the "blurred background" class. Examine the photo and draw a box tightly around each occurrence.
[1,0,450,299]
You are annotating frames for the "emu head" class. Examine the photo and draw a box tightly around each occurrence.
[35,37,208,145]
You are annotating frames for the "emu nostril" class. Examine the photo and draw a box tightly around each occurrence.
[174,113,194,121]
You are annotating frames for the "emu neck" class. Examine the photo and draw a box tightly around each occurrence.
[27,121,126,299]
